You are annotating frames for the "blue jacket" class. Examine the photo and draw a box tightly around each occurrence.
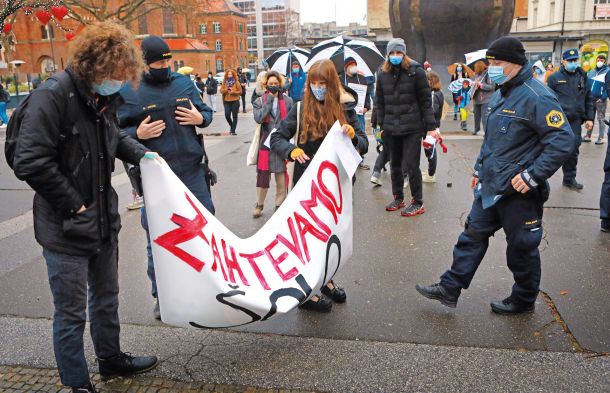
[474,63,573,209]
[588,65,608,100]
[287,70,306,101]
[458,86,471,108]
[117,73,213,174]
[547,66,595,123]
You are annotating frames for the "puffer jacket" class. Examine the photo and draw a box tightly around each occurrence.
[13,67,147,256]
[271,85,368,184]
[117,72,213,175]
[375,61,436,135]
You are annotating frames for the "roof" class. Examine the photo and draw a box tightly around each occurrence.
[202,0,244,15]
[136,38,212,52]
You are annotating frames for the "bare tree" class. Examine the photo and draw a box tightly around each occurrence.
[0,0,59,31]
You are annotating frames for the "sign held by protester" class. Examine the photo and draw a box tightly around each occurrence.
[141,122,361,328]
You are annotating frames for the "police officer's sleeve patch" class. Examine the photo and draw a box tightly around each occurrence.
[545,110,565,128]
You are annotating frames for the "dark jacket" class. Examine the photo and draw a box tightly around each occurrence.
[472,71,495,105]
[271,86,368,184]
[341,72,374,110]
[547,66,595,123]
[587,65,608,101]
[375,62,436,135]
[474,64,573,209]
[12,68,147,255]
[431,90,444,129]
[117,72,213,175]
[239,72,248,96]
[204,77,218,94]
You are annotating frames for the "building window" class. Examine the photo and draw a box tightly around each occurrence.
[41,25,54,40]
[216,59,224,72]
[216,40,222,51]
[173,60,185,71]
[595,0,610,20]
[199,24,207,34]
[163,9,174,34]
[238,23,244,33]
[213,22,221,33]
[239,39,243,51]
[138,9,148,34]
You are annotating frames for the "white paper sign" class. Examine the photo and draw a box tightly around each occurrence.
[348,83,368,115]
[141,122,361,329]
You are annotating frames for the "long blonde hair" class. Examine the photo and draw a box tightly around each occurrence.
[382,54,413,73]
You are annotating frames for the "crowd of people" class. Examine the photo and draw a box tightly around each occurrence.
[4,19,610,392]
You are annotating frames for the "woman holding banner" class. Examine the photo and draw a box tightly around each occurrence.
[271,59,368,312]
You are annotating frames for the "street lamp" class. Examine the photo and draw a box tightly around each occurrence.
[9,59,25,98]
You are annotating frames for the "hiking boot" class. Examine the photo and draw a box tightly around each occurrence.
[321,280,347,303]
[563,179,584,190]
[415,283,460,308]
[72,382,97,393]
[252,203,264,218]
[490,297,535,315]
[386,198,405,211]
[98,352,159,381]
[401,201,425,217]
[299,295,332,312]
[370,173,382,186]
[153,299,161,320]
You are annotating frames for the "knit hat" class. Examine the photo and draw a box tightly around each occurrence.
[486,36,527,65]
[141,36,172,65]
[387,38,407,56]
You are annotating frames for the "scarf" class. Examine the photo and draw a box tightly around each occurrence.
[226,77,236,88]
[263,92,287,124]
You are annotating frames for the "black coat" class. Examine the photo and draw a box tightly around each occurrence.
[271,86,368,184]
[375,63,436,135]
[204,77,218,95]
[12,68,147,256]
[431,90,444,129]
[547,66,595,123]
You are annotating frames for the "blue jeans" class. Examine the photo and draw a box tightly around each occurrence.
[357,114,366,134]
[0,101,8,124]
[142,164,215,298]
[601,141,610,229]
[43,243,120,388]
[440,192,544,304]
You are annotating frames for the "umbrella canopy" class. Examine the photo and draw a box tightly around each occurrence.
[303,35,385,77]
[177,66,194,75]
[447,63,474,78]
[266,46,310,76]
[448,78,473,94]
[464,49,488,68]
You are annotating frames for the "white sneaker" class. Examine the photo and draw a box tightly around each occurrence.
[422,173,436,183]
[370,175,382,186]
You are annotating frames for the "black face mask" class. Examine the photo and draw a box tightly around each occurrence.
[147,67,171,83]
[267,86,281,94]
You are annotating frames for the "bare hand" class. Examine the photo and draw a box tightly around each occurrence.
[427,130,440,139]
[175,100,204,126]
[511,173,531,194]
[77,205,86,214]
[471,177,479,190]
[137,116,165,140]
[584,120,594,131]
[362,107,368,113]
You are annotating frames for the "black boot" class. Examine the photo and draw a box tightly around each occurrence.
[299,295,333,312]
[72,382,97,393]
[98,352,159,381]
[490,297,535,315]
[415,283,460,308]
[562,179,584,190]
[321,280,347,303]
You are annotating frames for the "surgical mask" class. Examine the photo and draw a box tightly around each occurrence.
[389,55,403,65]
[148,66,171,83]
[565,61,579,72]
[93,79,124,96]
[208,74,213,79]
[488,65,508,85]
[292,67,300,74]
[456,66,463,73]
[597,61,605,69]
[347,65,357,75]
[426,67,432,72]
[267,85,281,94]
[310,85,327,101]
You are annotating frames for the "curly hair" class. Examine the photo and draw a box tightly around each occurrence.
[263,70,285,88]
[69,21,144,86]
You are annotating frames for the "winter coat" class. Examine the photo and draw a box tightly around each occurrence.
[472,71,495,105]
[12,67,148,256]
[271,85,369,184]
[375,62,436,136]
[253,91,294,173]
[117,72,213,175]
[587,65,608,101]
[286,70,307,102]
[431,90,444,129]
[474,64,573,209]
[220,78,242,102]
[342,72,374,110]
[547,66,595,123]
[239,72,248,97]
[204,77,218,94]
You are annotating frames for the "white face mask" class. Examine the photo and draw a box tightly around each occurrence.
[597,61,605,69]
[347,65,357,75]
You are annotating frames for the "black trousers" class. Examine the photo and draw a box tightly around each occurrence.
[388,133,423,203]
[224,101,240,133]
[241,92,247,111]
[562,119,582,182]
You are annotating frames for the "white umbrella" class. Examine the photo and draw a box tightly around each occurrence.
[464,49,488,68]
[266,47,310,76]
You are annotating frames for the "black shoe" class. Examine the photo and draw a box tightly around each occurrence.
[230,132,237,136]
[400,201,425,217]
[563,179,584,190]
[321,280,347,303]
[453,114,457,120]
[415,283,459,308]
[601,221,609,233]
[153,299,161,320]
[472,130,479,135]
[299,296,333,312]
[490,297,535,315]
[72,383,97,393]
[98,352,159,381]
[385,198,405,211]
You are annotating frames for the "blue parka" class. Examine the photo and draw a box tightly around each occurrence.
[474,63,573,209]
[117,72,213,174]
[286,69,306,102]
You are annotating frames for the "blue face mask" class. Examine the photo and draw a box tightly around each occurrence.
[565,61,579,72]
[456,67,463,73]
[93,79,124,96]
[488,65,508,85]
[389,55,403,66]
[310,85,327,101]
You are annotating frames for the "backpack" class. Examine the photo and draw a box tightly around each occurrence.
[4,72,75,170]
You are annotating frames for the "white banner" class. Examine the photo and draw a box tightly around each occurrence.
[141,122,361,329]
[348,83,368,115]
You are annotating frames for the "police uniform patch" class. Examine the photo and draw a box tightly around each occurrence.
[545,110,565,128]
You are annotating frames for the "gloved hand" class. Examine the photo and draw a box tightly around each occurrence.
[207,168,218,186]
[290,147,310,164]
[342,124,355,139]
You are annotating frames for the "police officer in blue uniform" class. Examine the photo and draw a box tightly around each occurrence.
[416,37,574,314]
[547,49,595,190]
[117,36,214,319]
